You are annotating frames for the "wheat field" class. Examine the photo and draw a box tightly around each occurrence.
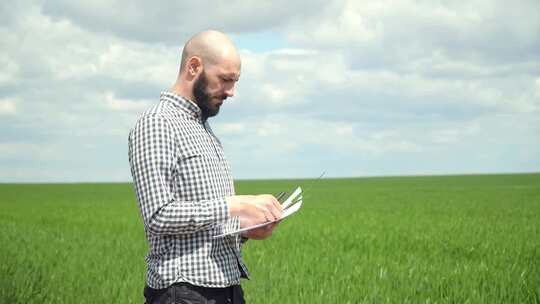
[1,173,539,303]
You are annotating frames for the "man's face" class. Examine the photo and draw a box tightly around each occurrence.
[192,59,240,120]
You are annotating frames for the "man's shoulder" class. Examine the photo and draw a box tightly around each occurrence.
[135,99,184,124]
[140,98,171,117]
[130,98,196,137]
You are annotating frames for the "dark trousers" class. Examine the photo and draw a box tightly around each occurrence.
[144,282,245,304]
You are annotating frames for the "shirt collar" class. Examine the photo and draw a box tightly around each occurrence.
[160,91,203,122]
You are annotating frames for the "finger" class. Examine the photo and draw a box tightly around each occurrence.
[253,205,272,224]
[265,207,279,222]
[261,194,283,212]
[264,204,281,221]
[263,198,282,219]
[256,205,275,222]
[271,195,283,212]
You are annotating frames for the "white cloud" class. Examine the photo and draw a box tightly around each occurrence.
[224,115,424,156]
[0,54,19,85]
[335,124,353,137]
[535,78,540,98]
[104,91,153,111]
[1,0,539,182]
[213,123,245,134]
[41,0,332,43]
[0,99,17,115]
[235,48,348,110]
[259,83,292,105]
[97,42,177,86]
[255,121,285,137]
[0,142,59,160]
[1,3,178,88]
[289,0,540,64]
[431,129,471,144]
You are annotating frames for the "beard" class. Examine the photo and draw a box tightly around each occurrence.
[193,71,221,120]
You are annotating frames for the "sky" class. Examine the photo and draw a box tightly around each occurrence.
[1,0,539,182]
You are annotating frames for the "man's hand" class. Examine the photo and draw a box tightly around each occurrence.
[226,194,283,239]
[242,222,279,240]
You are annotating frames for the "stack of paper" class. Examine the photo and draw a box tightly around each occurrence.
[214,187,303,238]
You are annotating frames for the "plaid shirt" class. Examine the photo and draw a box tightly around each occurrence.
[128,91,248,289]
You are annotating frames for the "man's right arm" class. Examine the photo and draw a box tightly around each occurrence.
[128,115,282,236]
[129,115,230,235]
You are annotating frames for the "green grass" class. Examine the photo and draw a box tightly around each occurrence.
[1,173,539,303]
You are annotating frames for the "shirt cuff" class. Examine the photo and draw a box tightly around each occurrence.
[213,197,230,224]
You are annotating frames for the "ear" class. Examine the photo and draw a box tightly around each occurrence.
[187,56,203,76]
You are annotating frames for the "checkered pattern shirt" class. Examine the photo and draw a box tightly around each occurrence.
[128,91,249,289]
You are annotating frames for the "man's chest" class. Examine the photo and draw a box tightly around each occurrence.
[170,119,233,199]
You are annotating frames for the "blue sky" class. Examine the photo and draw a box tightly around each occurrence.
[1,0,539,182]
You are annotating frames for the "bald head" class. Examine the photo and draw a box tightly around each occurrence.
[171,30,241,120]
[180,30,240,72]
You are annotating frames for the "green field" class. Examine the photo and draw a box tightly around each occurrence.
[1,173,539,303]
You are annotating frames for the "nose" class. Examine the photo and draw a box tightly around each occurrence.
[224,84,235,98]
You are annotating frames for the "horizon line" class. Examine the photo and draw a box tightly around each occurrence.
[1,171,539,185]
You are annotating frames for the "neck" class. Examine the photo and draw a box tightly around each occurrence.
[170,82,207,121]
[170,82,196,104]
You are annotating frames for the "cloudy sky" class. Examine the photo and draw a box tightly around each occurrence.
[1,0,539,182]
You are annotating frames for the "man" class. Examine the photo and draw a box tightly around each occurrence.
[128,30,283,304]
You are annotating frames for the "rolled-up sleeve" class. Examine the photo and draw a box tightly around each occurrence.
[128,115,229,236]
